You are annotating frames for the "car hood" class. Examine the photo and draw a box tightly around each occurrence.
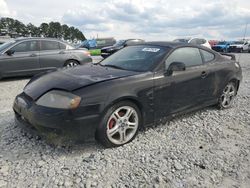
[24,64,139,100]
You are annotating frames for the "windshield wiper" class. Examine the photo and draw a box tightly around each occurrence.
[100,64,125,70]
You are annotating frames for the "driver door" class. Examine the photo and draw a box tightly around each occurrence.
[153,47,209,121]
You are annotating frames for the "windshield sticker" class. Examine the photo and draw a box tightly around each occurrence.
[142,48,160,52]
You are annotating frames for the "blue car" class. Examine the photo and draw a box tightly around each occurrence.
[212,41,234,52]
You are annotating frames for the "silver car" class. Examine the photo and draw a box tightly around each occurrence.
[0,37,92,79]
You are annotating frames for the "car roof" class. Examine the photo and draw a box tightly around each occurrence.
[138,41,201,48]
[14,37,63,42]
[125,39,144,41]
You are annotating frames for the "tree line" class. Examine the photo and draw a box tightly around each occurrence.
[0,17,86,41]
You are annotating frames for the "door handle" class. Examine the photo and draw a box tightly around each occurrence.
[29,53,37,57]
[201,71,208,78]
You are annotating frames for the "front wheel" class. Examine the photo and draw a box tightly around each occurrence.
[218,82,237,109]
[96,101,141,147]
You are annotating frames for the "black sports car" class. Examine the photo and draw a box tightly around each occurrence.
[13,42,242,147]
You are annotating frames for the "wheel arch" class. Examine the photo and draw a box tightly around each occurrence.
[101,96,145,127]
[228,78,240,92]
[64,59,80,66]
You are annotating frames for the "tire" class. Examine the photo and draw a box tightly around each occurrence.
[64,60,79,68]
[96,101,142,147]
[218,82,237,109]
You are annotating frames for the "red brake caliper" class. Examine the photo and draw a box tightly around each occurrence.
[109,118,116,129]
[109,110,126,129]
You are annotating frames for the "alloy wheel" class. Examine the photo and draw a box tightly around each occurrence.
[220,83,236,108]
[106,106,139,145]
[66,61,78,68]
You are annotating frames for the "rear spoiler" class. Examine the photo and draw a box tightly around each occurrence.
[220,53,236,61]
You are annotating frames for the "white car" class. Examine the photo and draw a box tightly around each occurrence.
[174,38,211,49]
[228,41,250,53]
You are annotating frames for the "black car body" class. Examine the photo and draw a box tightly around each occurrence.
[0,37,92,79]
[101,39,144,58]
[13,42,242,147]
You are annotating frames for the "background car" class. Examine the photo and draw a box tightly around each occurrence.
[228,40,250,53]
[101,39,145,58]
[13,42,242,147]
[174,38,211,49]
[0,37,92,79]
[208,40,219,47]
[77,38,116,49]
[212,41,234,52]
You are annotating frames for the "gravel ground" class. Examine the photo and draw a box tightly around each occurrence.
[0,54,250,188]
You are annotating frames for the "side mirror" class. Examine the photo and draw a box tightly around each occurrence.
[166,62,186,76]
[6,50,15,56]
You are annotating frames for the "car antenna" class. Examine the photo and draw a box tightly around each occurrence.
[238,23,248,62]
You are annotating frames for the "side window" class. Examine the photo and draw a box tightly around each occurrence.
[41,41,60,51]
[125,40,138,46]
[200,49,215,62]
[165,47,203,69]
[197,39,206,45]
[11,41,39,53]
[125,40,132,46]
[59,43,66,50]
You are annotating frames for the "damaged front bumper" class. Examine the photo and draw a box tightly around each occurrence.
[13,92,100,145]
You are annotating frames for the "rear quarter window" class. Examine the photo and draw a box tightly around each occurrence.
[200,49,215,62]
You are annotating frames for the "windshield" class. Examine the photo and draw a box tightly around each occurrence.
[114,40,125,47]
[0,40,15,52]
[100,45,169,72]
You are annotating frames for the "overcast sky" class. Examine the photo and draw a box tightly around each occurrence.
[0,0,250,40]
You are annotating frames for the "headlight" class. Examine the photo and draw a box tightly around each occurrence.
[36,90,81,109]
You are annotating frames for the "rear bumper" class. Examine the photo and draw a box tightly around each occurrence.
[13,93,100,143]
[81,56,93,64]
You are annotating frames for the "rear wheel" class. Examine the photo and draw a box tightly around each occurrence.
[96,101,141,147]
[64,60,79,68]
[218,82,237,109]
